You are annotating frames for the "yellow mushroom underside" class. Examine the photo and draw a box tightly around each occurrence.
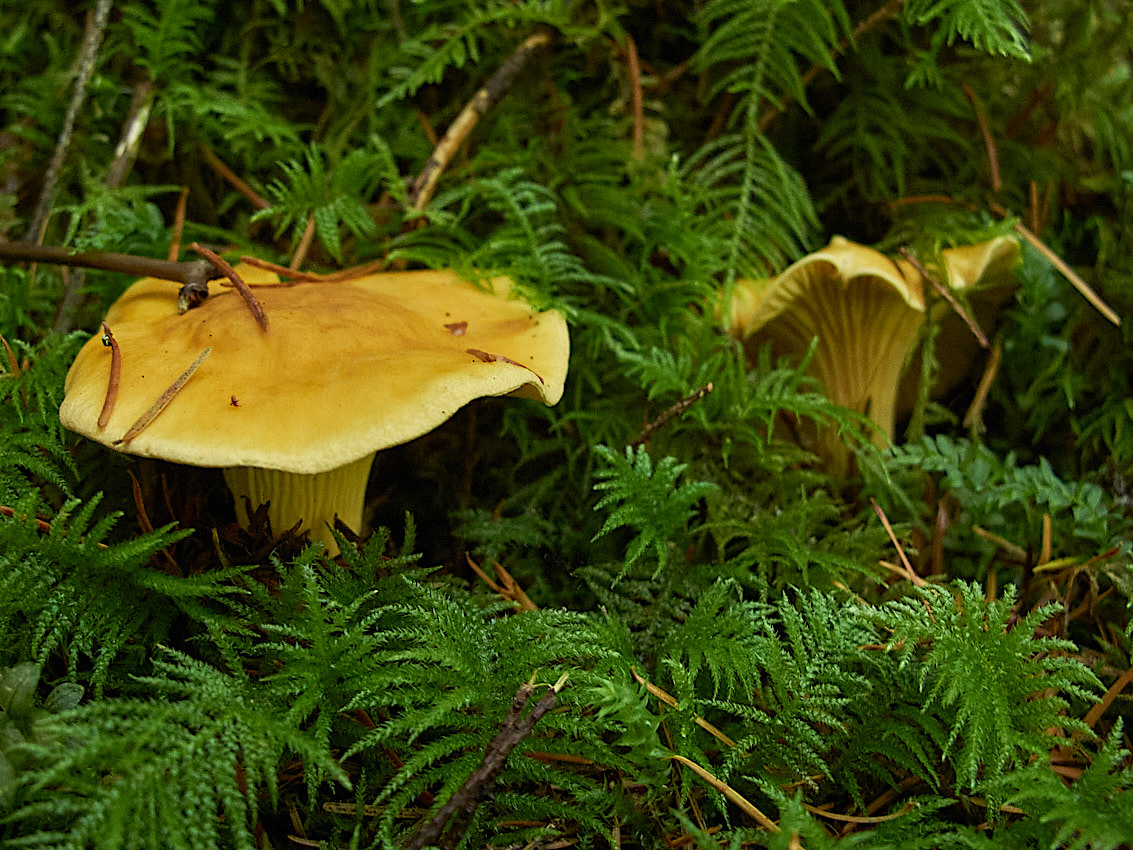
[748,259,924,442]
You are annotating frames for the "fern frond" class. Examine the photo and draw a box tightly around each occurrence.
[682,132,819,280]
[118,0,217,83]
[694,0,849,114]
[254,142,387,262]
[659,579,770,702]
[8,647,348,850]
[591,445,718,577]
[989,721,1133,850]
[0,495,205,690]
[874,581,1103,791]
[904,0,1030,59]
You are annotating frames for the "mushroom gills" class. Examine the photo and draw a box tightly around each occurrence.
[223,453,375,552]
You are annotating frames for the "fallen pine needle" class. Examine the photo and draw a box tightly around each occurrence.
[631,666,737,748]
[1009,220,1121,326]
[1082,665,1133,731]
[870,498,925,587]
[191,242,269,330]
[668,755,779,832]
[115,347,211,444]
[803,801,915,823]
[0,333,19,376]
[97,322,121,429]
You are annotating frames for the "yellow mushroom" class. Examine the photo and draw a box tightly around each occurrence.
[726,235,1018,472]
[60,265,569,554]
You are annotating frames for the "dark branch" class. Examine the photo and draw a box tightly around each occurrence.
[0,241,215,292]
[403,675,566,850]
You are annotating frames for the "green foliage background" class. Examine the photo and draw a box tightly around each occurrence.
[1,0,1132,847]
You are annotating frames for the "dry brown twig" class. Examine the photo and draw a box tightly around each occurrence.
[632,383,714,448]
[411,28,554,211]
[25,0,114,242]
[404,673,568,850]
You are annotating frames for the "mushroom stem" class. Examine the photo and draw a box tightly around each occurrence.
[223,453,375,555]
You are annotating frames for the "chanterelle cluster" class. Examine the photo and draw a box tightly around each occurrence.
[60,265,569,554]
[725,235,1019,471]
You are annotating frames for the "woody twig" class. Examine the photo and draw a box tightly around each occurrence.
[411,28,554,211]
[403,673,568,850]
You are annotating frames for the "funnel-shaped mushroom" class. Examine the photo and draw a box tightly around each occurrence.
[60,265,569,554]
[726,235,1018,471]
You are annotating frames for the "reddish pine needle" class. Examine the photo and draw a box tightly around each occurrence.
[900,247,989,348]
[963,82,1002,193]
[871,498,925,587]
[167,187,189,262]
[97,322,121,430]
[190,242,269,331]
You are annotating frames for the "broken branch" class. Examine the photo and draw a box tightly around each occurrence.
[404,674,567,850]
[0,241,215,290]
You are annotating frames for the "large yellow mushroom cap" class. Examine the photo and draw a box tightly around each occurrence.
[60,265,569,551]
[60,266,568,473]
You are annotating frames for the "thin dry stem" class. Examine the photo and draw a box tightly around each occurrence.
[668,755,779,832]
[1081,665,1133,731]
[1007,218,1121,326]
[803,801,914,823]
[963,82,1001,193]
[631,666,737,747]
[115,346,212,444]
[465,553,538,612]
[168,187,189,261]
[412,29,553,211]
[0,334,19,377]
[290,214,317,270]
[962,335,1003,432]
[632,383,714,448]
[900,247,988,348]
[26,0,113,241]
[871,498,925,586]
[625,34,644,159]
